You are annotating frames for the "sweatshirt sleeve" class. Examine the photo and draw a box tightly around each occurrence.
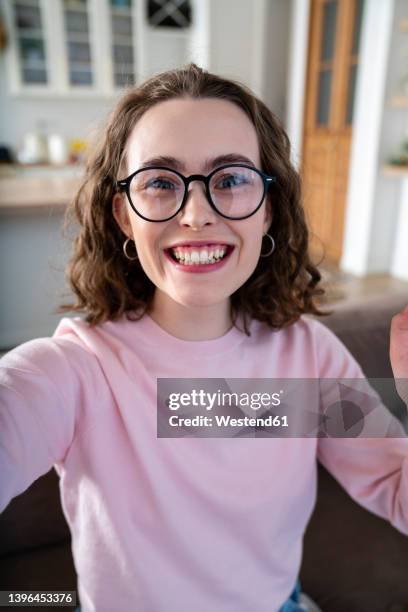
[311,318,408,537]
[0,337,83,513]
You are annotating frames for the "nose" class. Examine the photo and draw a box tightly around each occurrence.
[178,180,218,229]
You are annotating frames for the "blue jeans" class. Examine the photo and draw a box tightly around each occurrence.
[74,579,304,612]
[279,578,304,611]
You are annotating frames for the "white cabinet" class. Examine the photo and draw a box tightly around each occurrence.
[2,0,193,97]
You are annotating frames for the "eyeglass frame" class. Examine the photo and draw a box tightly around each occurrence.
[115,163,277,222]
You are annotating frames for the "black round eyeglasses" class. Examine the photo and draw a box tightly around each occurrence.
[116,164,277,222]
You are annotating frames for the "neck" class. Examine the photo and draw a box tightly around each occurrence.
[148,290,233,341]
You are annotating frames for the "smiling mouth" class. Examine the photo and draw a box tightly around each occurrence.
[165,244,234,266]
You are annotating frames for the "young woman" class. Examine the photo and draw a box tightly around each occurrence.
[1,63,407,612]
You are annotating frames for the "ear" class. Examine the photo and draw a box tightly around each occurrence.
[112,193,132,237]
[263,197,273,234]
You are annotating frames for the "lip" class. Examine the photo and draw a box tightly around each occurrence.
[164,244,235,273]
[166,240,234,249]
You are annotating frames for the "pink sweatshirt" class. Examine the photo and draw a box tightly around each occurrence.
[1,312,408,612]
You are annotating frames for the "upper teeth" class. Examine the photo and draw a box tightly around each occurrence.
[171,246,228,264]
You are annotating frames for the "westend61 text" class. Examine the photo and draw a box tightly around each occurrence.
[169,414,289,427]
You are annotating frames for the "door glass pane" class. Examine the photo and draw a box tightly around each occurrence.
[109,0,135,88]
[352,0,364,55]
[346,64,357,124]
[320,0,338,62]
[316,69,332,125]
[63,0,93,87]
[347,0,365,125]
[13,0,48,84]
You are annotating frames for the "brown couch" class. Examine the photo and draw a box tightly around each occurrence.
[1,293,408,612]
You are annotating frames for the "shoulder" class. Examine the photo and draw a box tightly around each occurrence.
[302,315,365,377]
[251,315,364,378]
[250,313,337,346]
[0,335,87,373]
[1,318,102,389]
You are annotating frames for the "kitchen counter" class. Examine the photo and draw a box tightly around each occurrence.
[0,165,84,214]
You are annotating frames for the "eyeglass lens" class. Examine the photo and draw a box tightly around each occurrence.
[127,166,265,220]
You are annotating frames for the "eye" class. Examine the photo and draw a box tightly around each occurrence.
[215,172,249,189]
[145,178,176,190]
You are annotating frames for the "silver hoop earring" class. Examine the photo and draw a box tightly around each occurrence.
[260,233,275,257]
[123,237,138,261]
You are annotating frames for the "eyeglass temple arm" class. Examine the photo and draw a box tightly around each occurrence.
[116,180,128,191]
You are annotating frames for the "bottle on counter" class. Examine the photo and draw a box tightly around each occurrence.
[17,121,49,164]
[48,133,68,165]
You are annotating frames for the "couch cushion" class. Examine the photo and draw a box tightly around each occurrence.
[0,468,70,557]
[0,539,77,608]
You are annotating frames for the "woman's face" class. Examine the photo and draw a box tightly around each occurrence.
[113,97,272,311]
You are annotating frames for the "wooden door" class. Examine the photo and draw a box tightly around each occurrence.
[302,0,364,264]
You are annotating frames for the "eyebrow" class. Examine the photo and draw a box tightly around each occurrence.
[138,153,257,173]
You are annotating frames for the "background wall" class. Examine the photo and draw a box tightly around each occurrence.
[0,92,114,153]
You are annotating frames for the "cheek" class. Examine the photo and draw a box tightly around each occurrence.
[242,221,264,253]
[240,224,265,271]
[131,225,159,266]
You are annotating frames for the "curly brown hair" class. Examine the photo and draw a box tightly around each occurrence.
[57,62,327,335]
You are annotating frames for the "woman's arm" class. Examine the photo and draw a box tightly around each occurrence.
[0,337,83,513]
[390,304,408,407]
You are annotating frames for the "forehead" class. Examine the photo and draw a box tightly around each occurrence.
[125,97,260,172]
